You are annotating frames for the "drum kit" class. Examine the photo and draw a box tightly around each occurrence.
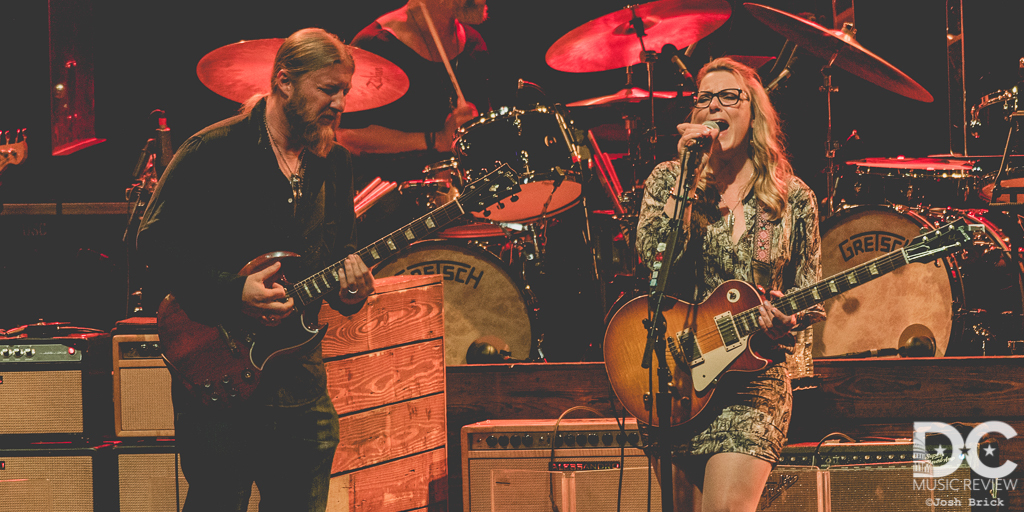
[193,1,1024,364]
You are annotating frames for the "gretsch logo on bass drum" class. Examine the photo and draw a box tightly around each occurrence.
[392,260,484,289]
[837,231,907,262]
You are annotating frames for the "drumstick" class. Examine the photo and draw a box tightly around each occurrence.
[412,3,466,106]
[354,176,383,204]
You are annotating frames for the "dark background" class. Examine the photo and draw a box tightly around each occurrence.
[1,0,1022,349]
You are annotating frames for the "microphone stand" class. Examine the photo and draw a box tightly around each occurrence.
[642,145,700,512]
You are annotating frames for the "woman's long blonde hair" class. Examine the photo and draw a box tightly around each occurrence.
[693,57,792,220]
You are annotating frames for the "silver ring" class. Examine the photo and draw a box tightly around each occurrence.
[347,288,359,295]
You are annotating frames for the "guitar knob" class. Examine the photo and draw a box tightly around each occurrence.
[203,380,213,389]
[221,375,232,385]
[242,370,255,381]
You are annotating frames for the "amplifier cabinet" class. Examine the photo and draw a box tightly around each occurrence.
[114,441,259,512]
[462,418,659,512]
[762,441,973,512]
[0,343,84,436]
[112,333,174,437]
[0,444,111,512]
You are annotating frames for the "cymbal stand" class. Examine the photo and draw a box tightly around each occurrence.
[629,7,660,163]
[820,54,841,217]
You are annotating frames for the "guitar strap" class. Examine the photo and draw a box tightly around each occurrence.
[751,200,773,289]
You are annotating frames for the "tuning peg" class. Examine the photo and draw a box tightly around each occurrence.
[483,209,492,217]
[496,202,505,210]
[509,194,519,203]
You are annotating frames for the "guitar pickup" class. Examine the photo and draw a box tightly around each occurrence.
[675,328,703,367]
[715,312,742,351]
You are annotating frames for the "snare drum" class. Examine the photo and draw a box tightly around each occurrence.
[373,241,533,365]
[455,104,586,223]
[812,205,1022,357]
[840,157,985,208]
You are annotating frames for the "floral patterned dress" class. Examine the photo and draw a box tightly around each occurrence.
[635,160,825,464]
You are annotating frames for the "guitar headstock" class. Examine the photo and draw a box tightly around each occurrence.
[458,163,521,214]
[0,129,28,176]
[905,218,980,264]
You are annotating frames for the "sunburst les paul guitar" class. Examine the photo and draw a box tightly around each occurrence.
[604,219,977,427]
[157,164,521,407]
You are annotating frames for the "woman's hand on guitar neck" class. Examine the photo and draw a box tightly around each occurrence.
[241,262,295,327]
[756,289,798,343]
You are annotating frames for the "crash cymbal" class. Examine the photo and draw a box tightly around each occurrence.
[566,88,682,107]
[546,0,731,73]
[744,3,932,102]
[725,55,776,70]
[196,38,409,112]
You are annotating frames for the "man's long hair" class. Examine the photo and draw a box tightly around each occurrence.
[692,57,792,221]
[242,28,353,113]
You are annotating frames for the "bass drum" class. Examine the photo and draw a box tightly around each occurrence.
[373,241,533,365]
[812,205,1022,357]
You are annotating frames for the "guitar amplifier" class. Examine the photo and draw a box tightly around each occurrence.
[113,441,260,512]
[0,444,113,512]
[760,441,974,512]
[112,317,174,437]
[462,418,660,512]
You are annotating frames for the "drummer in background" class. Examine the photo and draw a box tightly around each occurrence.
[336,0,491,241]
[635,57,825,511]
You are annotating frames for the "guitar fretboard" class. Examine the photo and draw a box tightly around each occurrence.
[284,163,518,307]
[289,200,466,306]
[733,248,908,337]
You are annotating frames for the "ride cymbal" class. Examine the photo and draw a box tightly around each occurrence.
[546,0,731,73]
[196,38,410,112]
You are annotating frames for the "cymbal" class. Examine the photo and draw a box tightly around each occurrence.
[546,0,731,73]
[744,3,932,102]
[725,55,776,70]
[566,88,682,107]
[196,38,409,112]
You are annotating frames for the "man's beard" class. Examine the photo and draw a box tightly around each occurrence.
[283,94,337,158]
[457,0,488,25]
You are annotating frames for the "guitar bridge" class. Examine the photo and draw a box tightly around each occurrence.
[674,329,703,367]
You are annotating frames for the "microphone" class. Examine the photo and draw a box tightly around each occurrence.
[662,44,694,86]
[820,336,937,359]
[155,114,173,177]
[684,120,723,153]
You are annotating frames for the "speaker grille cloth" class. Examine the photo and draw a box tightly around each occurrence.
[829,464,971,512]
[0,455,93,511]
[119,452,261,512]
[119,366,174,431]
[469,453,659,512]
[0,370,82,434]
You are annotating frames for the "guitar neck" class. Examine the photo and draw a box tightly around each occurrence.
[732,247,909,338]
[288,199,466,306]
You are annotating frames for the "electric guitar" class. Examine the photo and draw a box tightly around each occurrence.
[603,219,977,427]
[157,164,521,407]
[0,131,28,178]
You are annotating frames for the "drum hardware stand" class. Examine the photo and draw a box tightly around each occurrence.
[820,60,842,218]
[986,108,1024,338]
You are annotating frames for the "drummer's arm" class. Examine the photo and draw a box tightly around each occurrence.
[337,103,478,155]
[336,125,434,155]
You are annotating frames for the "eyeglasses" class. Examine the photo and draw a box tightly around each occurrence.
[693,89,747,109]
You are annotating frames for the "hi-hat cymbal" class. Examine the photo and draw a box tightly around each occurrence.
[196,38,410,112]
[546,0,731,73]
[744,3,932,102]
[566,88,683,107]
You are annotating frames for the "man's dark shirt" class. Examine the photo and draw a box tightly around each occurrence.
[137,98,360,406]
